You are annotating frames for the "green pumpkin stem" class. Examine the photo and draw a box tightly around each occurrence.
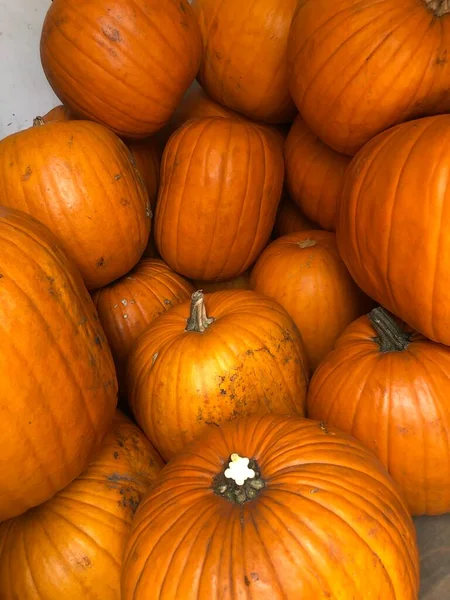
[368,307,411,353]
[185,290,214,333]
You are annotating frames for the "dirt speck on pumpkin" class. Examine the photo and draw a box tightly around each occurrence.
[244,576,250,587]
[250,573,259,582]
[21,166,32,181]
[76,555,91,568]
[97,257,105,268]
[102,25,121,43]
[94,336,102,346]
[114,173,122,181]
[113,451,119,459]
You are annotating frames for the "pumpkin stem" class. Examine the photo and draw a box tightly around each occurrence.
[424,0,450,16]
[33,116,45,127]
[185,290,214,333]
[212,453,265,504]
[368,307,411,352]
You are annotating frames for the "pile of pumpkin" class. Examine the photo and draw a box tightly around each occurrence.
[2,0,450,597]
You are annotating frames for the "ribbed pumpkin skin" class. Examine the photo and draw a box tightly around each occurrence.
[155,117,284,281]
[251,231,372,372]
[121,415,420,600]
[307,315,450,516]
[92,258,194,384]
[285,115,351,231]
[337,115,450,345]
[0,411,164,599]
[37,104,75,124]
[0,207,118,521]
[126,139,161,210]
[192,0,298,123]
[128,290,309,460]
[192,272,250,293]
[0,120,150,290]
[273,195,317,238]
[40,0,202,138]
[288,0,450,155]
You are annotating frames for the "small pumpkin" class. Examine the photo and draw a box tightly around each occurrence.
[337,114,450,345]
[0,119,150,290]
[121,414,420,599]
[155,117,284,281]
[273,195,318,238]
[128,290,309,460]
[192,272,251,293]
[40,0,202,138]
[0,207,117,521]
[126,138,161,210]
[307,307,450,516]
[192,0,298,123]
[0,411,163,598]
[285,115,351,231]
[288,0,450,154]
[92,258,194,388]
[34,104,76,124]
[251,231,373,372]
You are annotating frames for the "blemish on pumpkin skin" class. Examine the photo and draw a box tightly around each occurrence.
[102,25,121,42]
[21,166,32,181]
[97,257,105,268]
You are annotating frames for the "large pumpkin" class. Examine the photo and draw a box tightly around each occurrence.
[285,115,351,231]
[40,0,202,138]
[155,117,284,281]
[337,114,450,345]
[192,0,298,123]
[251,231,372,372]
[128,290,309,460]
[0,207,117,521]
[273,195,318,238]
[0,411,163,598]
[288,0,450,155]
[92,258,194,387]
[0,119,150,290]
[307,307,450,516]
[121,414,420,599]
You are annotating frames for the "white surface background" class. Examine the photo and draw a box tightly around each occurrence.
[0,0,58,138]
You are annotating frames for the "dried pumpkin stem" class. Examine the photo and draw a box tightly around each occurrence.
[212,454,265,504]
[33,116,45,127]
[368,307,411,353]
[185,290,214,333]
[424,0,450,16]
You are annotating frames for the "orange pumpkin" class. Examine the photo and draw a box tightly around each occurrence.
[193,272,251,293]
[34,104,76,124]
[285,115,351,231]
[92,258,194,387]
[121,414,420,600]
[0,207,117,521]
[0,411,163,598]
[0,119,150,290]
[126,138,161,210]
[128,290,309,460]
[192,0,298,123]
[155,117,284,281]
[40,0,202,138]
[337,114,450,346]
[307,307,450,516]
[251,231,372,372]
[288,0,450,155]
[273,195,318,238]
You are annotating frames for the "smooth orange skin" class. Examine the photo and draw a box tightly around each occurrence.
[273,195,318,238]
[40,0,202,139]
[37,104,76,123]
[288,0,450,155]
[92,258,194,386]
[285,115,351,231]
[192,0,298,123]
[0,207,118,521]
[193,272,251,293]
[128,290,309,460]
[0,411,163,599]
[155,117,285,281]
[0,120,150,290]
[121,414,419,600]
[251,231,373,372]
[337,114,450,345]
[307,315,450,516]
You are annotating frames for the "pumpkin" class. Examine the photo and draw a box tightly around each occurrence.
[337,114,450,345]
[273,195,318,238]
[0,207,117,521]
[288,0,450,155]
[0,119,150,290]
[40,0,202,138]
[92,258,194,388]
[121,414,420,599]
[155,117,284,281]
[128,289,309,460]
[34,104,76,124]
[0,411,163,598]
[192,272,251,293]
[126,138,161,210]
[250,231,373,372]
[307,306,450,516]
[285,115,351,231]
[192,0,298,123]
